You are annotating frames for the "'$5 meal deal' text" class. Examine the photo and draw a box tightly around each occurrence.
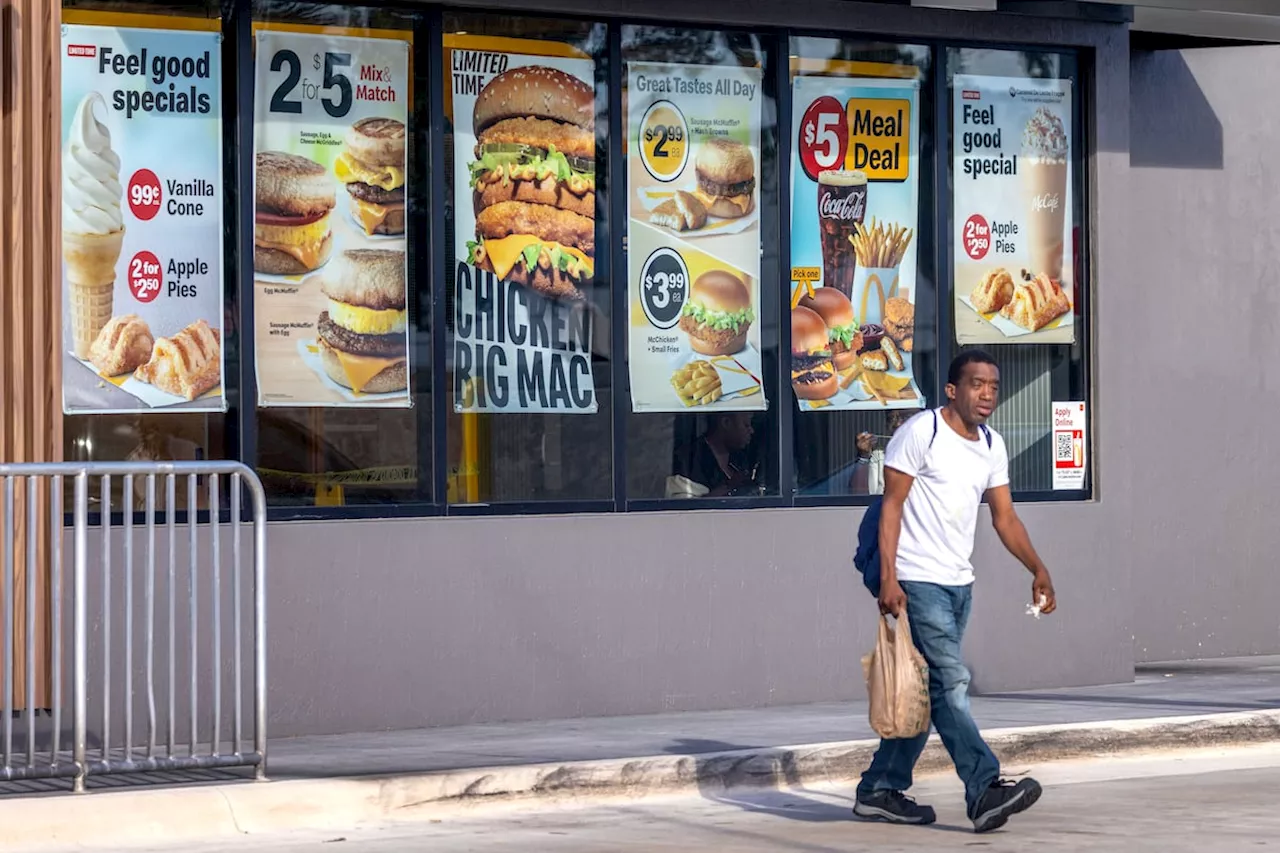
[798,95,910,182]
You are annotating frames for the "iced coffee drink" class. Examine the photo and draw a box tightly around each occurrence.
[1021,107,1068,282]
[817,169,866,299]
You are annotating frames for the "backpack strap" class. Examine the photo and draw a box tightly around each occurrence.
[935,408,994,449]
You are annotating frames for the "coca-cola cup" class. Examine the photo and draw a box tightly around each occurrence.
[817,169,867,299]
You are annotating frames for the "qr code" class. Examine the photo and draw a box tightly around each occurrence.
[1055,432,1074,462]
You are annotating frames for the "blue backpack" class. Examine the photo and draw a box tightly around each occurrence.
[853,410,992,597]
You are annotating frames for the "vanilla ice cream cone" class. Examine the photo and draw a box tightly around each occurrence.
[62,92,125,359]
[64,228,123,358]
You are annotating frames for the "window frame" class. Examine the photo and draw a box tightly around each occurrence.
[62,0,1095,522]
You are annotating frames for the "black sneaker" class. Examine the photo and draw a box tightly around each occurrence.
[970,778,1043,833]
[853,790,937,825]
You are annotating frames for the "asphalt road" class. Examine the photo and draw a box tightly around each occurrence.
[81,744,1280,852]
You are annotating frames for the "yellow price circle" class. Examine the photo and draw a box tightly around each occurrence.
[639,100,689,183]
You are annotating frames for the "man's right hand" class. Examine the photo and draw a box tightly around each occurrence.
[879,579,907,617]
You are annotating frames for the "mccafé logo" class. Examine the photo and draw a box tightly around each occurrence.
[1031,192,1061,213]
[819,189,865,221]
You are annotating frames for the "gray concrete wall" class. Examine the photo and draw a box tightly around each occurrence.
[1128,46,1280,662]
[266,504,1131,736]
[254,3,1135,737]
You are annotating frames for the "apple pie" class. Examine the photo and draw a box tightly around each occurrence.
[89,314,154,376]
[134,319,221,400]
[971,267,1015,314]
[1000,274,1070,332]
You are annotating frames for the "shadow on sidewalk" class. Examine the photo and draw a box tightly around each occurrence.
[663,738,971,834]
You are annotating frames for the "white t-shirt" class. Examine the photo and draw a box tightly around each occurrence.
[883,408,1010,587]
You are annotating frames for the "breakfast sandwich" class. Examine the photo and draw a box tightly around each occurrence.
[318,249,408,395]
[694,137,756,220]
[336,117,406,237]
[255,151,336,275]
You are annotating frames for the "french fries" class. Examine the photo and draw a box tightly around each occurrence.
[671,360,723,407]
[849,217,914,269]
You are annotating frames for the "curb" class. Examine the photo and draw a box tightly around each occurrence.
[6,709,1280,850]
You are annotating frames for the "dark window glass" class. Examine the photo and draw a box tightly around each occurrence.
[946,48,1089,494]
[443,13,612,505]
[61,0,231,513]
[623,26,780,502]
[250,1,430,508]
[788,39,936,498]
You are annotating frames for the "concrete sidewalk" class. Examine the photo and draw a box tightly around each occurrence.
[4,657,1280,851]
[268,656,1280,780]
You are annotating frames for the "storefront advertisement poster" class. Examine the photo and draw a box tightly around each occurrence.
[1051,400,1087,490]
[626,62,765,414]
[789,76,922,412]
[953,75,1075,345]
[252,29,411,408]
[449,47,598,414]
[61,23,226,415]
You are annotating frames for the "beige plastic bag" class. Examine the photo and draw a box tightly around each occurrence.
[861,614,931,739]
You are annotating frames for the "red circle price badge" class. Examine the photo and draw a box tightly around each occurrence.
[798,96,847,182]
[128,251,163,303]
[128,169,162,221]
[962,214,991,260]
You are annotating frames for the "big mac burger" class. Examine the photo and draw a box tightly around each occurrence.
[317,249,408,395]
[799,287,860,371]
[255,152,336,275]
[694,137,756,220]
[679,270,754,356]
[791,305,838,400]
[466,66,595,301]
[335,117,406,236]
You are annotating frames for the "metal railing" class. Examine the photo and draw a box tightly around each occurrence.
[0,461,267,792]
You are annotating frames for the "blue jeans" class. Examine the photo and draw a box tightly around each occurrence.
[856,581,1000,814]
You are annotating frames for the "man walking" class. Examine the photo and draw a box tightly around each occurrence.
[853,350,1058,833]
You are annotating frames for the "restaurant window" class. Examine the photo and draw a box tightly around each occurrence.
[60,0,231,513]
[945,48,1089,495]
[249,1,430,508]
[56,0,1092,517]
[622,25,780,502]
[787,39,936,498]
[442,13,612,506]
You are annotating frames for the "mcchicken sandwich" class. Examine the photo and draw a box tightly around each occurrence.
[694,137,756,220]
[335,117,406,237]
[799,287,860,371]
[317,249,408,395]
[679,270,754,356]
[466,65,595,301]
[255,151,336,275]
[791,305,838,400]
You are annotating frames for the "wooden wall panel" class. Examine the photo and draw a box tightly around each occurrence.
[1,0,60,710]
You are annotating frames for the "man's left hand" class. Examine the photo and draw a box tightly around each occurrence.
[1032,570,1057,615]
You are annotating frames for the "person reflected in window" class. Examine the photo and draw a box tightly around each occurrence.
[681,412,760,497]
[851,409,919,495]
